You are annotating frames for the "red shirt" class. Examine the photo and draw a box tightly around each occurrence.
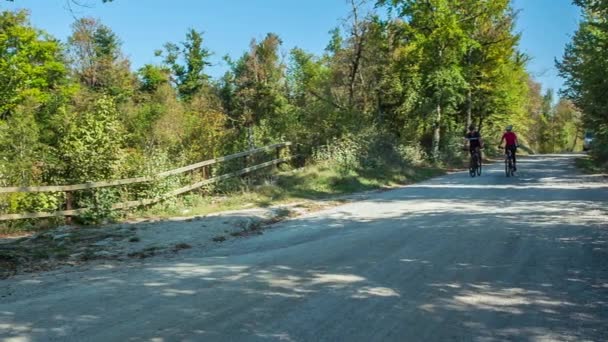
[503,132,517,146]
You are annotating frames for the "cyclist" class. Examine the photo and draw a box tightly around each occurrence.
[499,125,518,171]
[464,124,483,161]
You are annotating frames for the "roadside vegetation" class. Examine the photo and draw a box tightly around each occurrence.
[557,0,608,171]
[575,155,607,174]
[133,135,445,220]
[0,1,585,235]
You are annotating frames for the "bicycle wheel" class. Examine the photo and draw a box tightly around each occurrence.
[468,154,475,177]
[477,154,482,176]
[505,158,510,177]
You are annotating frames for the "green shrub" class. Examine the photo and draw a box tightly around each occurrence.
[78,188,120,224]
[397,144,428,166]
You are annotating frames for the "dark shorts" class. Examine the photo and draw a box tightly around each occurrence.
[505,145,517,162]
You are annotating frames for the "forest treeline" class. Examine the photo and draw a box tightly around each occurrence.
[0,0,584,219]
[558,0,608,165]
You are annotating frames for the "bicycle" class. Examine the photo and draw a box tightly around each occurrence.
[468,148,482,177]
[502,146,515,177]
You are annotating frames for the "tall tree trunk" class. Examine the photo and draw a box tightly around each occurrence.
[347,0,367,111]
[349,43,363,109]
[551,115,556,152]
[571,128,580,152]
[432,104,441,161]
[466,87,472,130]
[466,48,472,131]
[246,125,255,150]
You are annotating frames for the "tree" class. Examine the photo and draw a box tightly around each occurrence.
[286,47,337,146]
[58,96,124,182]
[0,10,68,119]
[379,0,470,160]
[138,64,170,93]
[158,29,212,99]
[229,33,289,147]
[67,17,134,98]
[0,104,41,186]
[557,2,608,161]
[537,89,555,153]
[553,98,583,152]
[455,0,522,132]
[525,76,545,152]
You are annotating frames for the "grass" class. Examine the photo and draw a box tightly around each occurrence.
[0,218,62,238]
[129,161,445,221]
[0,159,448,236]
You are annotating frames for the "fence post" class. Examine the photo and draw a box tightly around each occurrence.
[275,145,283,170]
[65,191,73,225]
[295,143,303,167]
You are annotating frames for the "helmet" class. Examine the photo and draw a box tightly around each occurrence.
[506,125,513,132]
[468,124,476,131]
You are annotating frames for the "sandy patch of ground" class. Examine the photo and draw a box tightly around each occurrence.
[0,198,352,279]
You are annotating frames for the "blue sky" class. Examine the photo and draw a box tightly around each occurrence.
[2,0,581,94]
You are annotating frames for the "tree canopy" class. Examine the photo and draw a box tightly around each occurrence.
[557,0,608,162]
[0,2,586,221]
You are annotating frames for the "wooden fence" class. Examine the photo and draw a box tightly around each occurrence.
[0,142,292,221]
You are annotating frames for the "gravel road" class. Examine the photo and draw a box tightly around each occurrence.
[1,154,607,341]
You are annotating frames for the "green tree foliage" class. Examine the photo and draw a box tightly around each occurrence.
[0,9,71,211]
[531,89,583,154]
[0,3,587,222]
[0,10,68,119]
[455,0,529,136]
[138,64,170,93]
[122,80,181,150]
[553,98,583,152]
[58,96,124,182]
[286,47,337,147]
[377,0,531,159]
[557,1,608,162]
[0,104,42,186]
[158,29,212,99]
[67,17,134,99]
[224,33,289,147]
[181,91,230,161]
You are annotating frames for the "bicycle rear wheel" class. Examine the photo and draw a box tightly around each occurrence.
[469,155,476,177]
[477,155,482,176]
[505,158,511,177]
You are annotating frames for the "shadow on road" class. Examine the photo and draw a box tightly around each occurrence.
[1,154,607,341]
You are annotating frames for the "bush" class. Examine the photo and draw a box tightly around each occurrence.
[312,127,430,173]
[312,137,361,174]
[77,188,120,224]
[58,96,124,183]
[397,144,428,166]
[589,133,608,169]
[438,131,467,167]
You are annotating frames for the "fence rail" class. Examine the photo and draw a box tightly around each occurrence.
[0,142,292,221]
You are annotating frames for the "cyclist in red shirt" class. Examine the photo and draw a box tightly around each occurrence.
[499,125,518,171]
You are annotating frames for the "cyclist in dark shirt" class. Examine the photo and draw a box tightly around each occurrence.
[464,124,483,158]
